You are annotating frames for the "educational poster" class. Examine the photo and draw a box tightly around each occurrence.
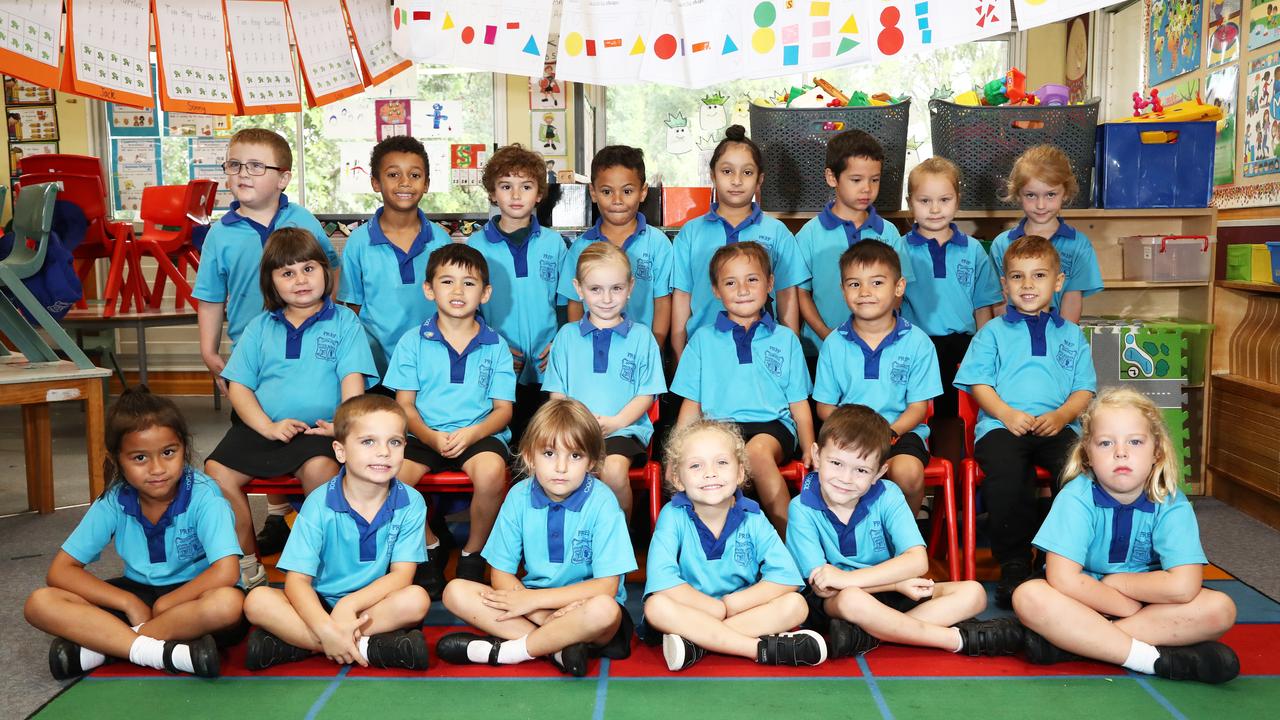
[3,76,55,105]
[450,143,488,187]
[152,0,237,114]
[190,137,229,166]
[1012,1,1124,30]
[412,100,460,138]
[1146,0,1203,86]
[343,0,413,86]
[1159,76,1200,104]
[62,0,153,107]
[6,105,57,141]
[191,164,234,210]
[338,141,376,194]
[9,141,57,177]
[532,110,566,154]
[286,0,366,106]
[165,112,220,137]
[390,0,556,78]
[225,0,302,114]
[0,0,62,87]
[1208,4,1242,67]
[1247,0,1280,50]
[555,0,652,86]
[1206,65,1239,185]
[111,138,162,214]
[530,51,566,109]
[108,102,159,136]
[374,98,411,140]
[1243,50,1280,177]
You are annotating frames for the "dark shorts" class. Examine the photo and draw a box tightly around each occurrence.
[404,434,510,474]
[589,602,634,660]
[604,435,648,468]
[802,586,922,630]
[731,420,796,456]
[205,412,337,478]
[105,576,248,645]
[888,431,930,467]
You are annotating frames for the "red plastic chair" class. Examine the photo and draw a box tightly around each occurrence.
[957,389,1054,581]
[136,180,216,310]
[628,401,664,528]
[17,153,104,178]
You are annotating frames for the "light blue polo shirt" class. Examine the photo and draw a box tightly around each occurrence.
[796,203,912,355]
[901,224,1004,337]
[812,315,942,440]
[990,218,1104,311]
[483,475,637,603]
[221,300,377,424]
[557,215,674,328]
[192,194,337,344]
[62,468,241,587]
[785,472,924,577]
[1033,475,1206,580]
[278,471,427,605]
[670,312,811,438]
[382,314,517,445]
[542,316,667,447]
[671,203,808,336]
[644,489,802,599]
[954,306,1097,442]
[466,217,566,386]
[337,208,452,368]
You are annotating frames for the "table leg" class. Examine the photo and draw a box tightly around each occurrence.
[136,323,149,386]
[86,378,106,500]
[21,403,53,514]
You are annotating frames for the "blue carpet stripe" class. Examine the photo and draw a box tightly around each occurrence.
[592,658,611,720]
[303,665,348,720]
[856,655,894,720]
[1131,674,1189,720]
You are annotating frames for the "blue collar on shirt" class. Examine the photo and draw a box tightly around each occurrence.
[714,311,776,364]
[530,475,594,563]
[483,216,543,278]
[703,202,764,244]
[836,314,912,380]
[798,471,887,557]
[1001,304,1064,357]
[117,467,197,565]
[324,469,409,563]
[818,202,885,245]
[578,315,634,373]
[367,208,433,284]
[419,313,500,384]
[268,299,337,360]
[582,212,649,251]
[671,488,760,561]
[905,223,969,279]
[1091,481,1156,565]
[220,194,291,244]
[1007,217,1077,242]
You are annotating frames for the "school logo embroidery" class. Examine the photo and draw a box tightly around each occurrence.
[478,359,493,390]
[1060,255,1074,276]
[539,254,557,282]
[387,520,401,547]
[956,259,974,288]
[1055,341,1076,371]
[734,531,756,568]
[871,520,887,553]
[174,527,205,562]
[763,346,785,379]
[571,530,593,565]
[315,332,338,362]
[1131,530,1153,565]
[620,353,636,383]
[635,254,653,281]
[890,357,910,386]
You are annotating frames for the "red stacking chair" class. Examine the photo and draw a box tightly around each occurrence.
[628,400,664,528]
[17,153,104,178]
[136,180,217,310]
[957,389,1055,581]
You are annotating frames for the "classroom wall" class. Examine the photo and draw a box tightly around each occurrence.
[1026,24,1069,89]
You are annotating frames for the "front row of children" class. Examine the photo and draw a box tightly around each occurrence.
[26,383,1240,684]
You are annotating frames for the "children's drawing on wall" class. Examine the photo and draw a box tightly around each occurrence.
[530,58,566,109]
[327,100,374,140]
[1243,50,1280,177]
[533,110,565,153]
[375,99,411,141]
[1206,65,1239,184]
[665,111,693,155]
[696,134,719,185]
[699,93,728,131]
[338,141,377,194]
[412,100,458,139]
[1147,0,1203,86]
[730,95,752,127]
[1248,0,1280,50]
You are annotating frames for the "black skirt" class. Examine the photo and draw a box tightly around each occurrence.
[205,412,337,478]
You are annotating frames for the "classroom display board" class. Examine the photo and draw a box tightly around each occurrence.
[60,0,154,107]
[225,0,303,114]
[152,0,237,114]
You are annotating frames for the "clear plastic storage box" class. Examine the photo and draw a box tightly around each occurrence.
[1121,235,1215,282]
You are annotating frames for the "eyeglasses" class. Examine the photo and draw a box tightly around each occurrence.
[222,160,283,176]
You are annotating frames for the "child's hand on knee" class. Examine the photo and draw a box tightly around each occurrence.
[305,419,335,436]
[809,564,846,595]
[895,577,935,601]
[550,599,585,619]
[483,588,540,621]
[1001,410,1036,436]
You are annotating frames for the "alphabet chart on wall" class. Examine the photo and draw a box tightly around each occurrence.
[63,0,153,106]
[286,0,365,106]
[343,0,412,86]
[0,0,62,86]
[225,0,301,114]
[153,0,236,114]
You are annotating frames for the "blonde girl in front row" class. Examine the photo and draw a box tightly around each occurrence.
[1013,388,1239,684]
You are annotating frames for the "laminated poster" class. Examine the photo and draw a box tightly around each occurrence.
[111,138,162,214]
[6,105,57,141]
[8,141,57,177]
[531,110,565,155]
[375,98,411,140]
[1242,50,1280,178]
[225,0,302,114]
[1208,7,1242,67]
[1205,65,1238,185]
[166,112,219,137]
[1146,0,1202,86]
[450,143,487,187]
[191,137,230,166]
[1247,0,1280,50]
[108,101,159,136]
[3,75,55,105]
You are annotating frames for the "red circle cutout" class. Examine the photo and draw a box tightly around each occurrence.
[654,33,677,60]
[461,26,475,44]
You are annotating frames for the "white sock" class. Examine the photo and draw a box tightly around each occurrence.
[426,540,440,551]
[240,553,259,571]
[466,640,494,663]
[461,550,472,557]
[131,624,143,633]
[951,627,965,653]
[1122,639,1159,675]
[128,636,192,673]
[79,646,106,671]
[552,650,565,666]
[357,636,370,664]
[496,635,533,664]
[266,503,292,517]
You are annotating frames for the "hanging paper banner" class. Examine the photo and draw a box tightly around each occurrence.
[225,0,303,114]
[285,0,365,107]
[0,0,62,87]
[1012,0,1124,31]
[391,0,556,78]
[61,0,154,107]
[343,0,413,86]
[152,0,237,114]
[555,0,651,86]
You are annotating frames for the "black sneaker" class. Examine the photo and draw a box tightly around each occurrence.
[255,514,292,556]
[436,632,500,665]
[757,629,828,666]
[995,560,1032,610]
[956,618,1025,657]
[662,634,706,672]
[48,637,86,680]
[415,547,448,600]
[1153,641,1240,684]
[365,629,430,671]
[165,634,220,678]
[826,618,880,659]
[1023,628,1083,665]
[455,553,488,584]
[245,627,312,670]
[548,642,589,677]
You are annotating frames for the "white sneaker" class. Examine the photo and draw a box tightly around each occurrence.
[240,561,267,590]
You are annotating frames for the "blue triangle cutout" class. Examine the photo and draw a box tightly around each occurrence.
[723,34,738,54]
[523,35,540,55]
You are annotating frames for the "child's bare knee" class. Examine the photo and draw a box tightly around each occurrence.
[243,586,278,623]
[834,586,871,618]
[23,587,58,624]
[643,594,674,628]
[205,587,245,625]
[1011,578,1051,620]
[441,578,481,612]
[777,591,808,624]
[396,585,431,622]
[1202,589,1237,633]
[580,595,621,629]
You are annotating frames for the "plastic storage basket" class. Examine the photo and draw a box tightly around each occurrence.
[928,98,1099,210]
[749,101,910,214]
[1121,235,1215,282]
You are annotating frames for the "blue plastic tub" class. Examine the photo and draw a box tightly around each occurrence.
[1095,121,1214,208]
[1267,242,1280,284]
